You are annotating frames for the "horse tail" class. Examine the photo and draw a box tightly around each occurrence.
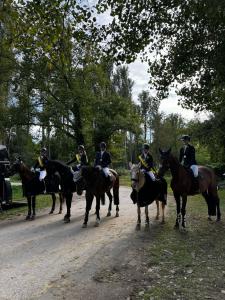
[113,174,120,205]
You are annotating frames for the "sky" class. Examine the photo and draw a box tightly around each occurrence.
[128,59,208,122]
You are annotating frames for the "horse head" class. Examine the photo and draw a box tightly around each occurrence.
[158,148,172,176]
[129,162,145,191]
[10,157,23,175]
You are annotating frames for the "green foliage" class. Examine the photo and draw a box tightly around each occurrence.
[96,0,225,112]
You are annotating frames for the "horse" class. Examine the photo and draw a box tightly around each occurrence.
[10,159,64,220]
[158,148,221,229]
[76,166,120,228]
[42,159,82,223]
[129,163,167,230]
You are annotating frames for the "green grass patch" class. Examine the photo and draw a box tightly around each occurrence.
[140,190,225,300]
[0,185,58,221]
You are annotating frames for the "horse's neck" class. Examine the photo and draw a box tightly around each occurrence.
[169,156,183,179]
[19,165,34,182]
[137,171,145,190]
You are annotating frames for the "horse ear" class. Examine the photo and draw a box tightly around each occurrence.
[128,162,133,169]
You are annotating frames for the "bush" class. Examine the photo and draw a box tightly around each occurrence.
[206,163,225,178]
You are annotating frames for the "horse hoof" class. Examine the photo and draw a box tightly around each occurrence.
[136,224,141,231]
[161,219,165,224]
[115,212,119,217]
[155,215,159,220]
[208,216,213,221]
[216,218,221,222]
[94,219,100,227]
[82,223,87,228]
[107,212,111,217]
[30,215,35,221]
[64,217,70,223]
[58,211,62,214]
[25,215,31,220]
[49,210,54,214]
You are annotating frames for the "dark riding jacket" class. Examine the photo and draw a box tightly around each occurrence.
[67,152,88,168]
[138,152,154,172]
[94,151,111,168]
[179,144,197,168]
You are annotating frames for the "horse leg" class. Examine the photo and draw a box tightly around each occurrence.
[106,191,112,217]
[95,196,101,227]
[136,205,141,230]
[83,192,94,228]
[155,200,160,220]
[181,195,187,228]
[31,196,36,220]
[49,193,56,214]
[64,193,72,223]
[202,191,212,220]
[58,193,64,214]
[145,205,149,228]
[115,204,119,217]
[161,202,165,224]
[174,193,181,229]
[26,196,32,220]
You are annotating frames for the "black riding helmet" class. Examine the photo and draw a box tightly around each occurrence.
[100,142,106,149]
[78,145,85,151]
[41,147,47,153]
[180,135,191,142]
[143,143,150,150]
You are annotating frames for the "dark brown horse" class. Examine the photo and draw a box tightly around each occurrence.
[158,148,221,229]
[10,159,64,220]
[42,159,81,223]
[129,163,167,230]
[77,166,120,228]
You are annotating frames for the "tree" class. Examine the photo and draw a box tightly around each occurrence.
[96,0,225,112]
[138,90,160,142]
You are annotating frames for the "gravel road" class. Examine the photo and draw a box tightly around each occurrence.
[0,186,168,300]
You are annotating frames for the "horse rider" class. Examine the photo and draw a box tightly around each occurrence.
[94,142,112,181]
[67,145,88,171]
[32,147,48,192]
[138,143,156,181]
[179,135,198,178]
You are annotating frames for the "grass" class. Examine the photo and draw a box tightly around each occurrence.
[0,185,57,221]
[138,189,225,300]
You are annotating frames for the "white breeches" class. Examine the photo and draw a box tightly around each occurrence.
[147,171,156,181]
[103,167,110,177]
[190,165,198,177]
[39,170,47,181]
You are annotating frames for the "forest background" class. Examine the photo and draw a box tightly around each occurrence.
[1,0,225,175]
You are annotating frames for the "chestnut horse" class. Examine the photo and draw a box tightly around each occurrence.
[158,148,221,229]
[76,166,120,228]
[129,163,167,230]
[10,159,64,220]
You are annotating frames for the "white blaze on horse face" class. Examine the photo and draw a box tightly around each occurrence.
[130,165,140,190]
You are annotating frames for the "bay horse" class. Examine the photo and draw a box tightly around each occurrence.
[10,159,64,220]
[42,159,81,223]
[129,163,167,230]
[158,148,221,229]
[76,166,120,228]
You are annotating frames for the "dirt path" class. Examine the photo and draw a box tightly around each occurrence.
[0,187,169,300]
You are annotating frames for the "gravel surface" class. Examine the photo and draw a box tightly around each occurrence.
[0,186,168,300]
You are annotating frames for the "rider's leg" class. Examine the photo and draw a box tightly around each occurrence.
[190,165,198,177]
[147,171,156,181]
